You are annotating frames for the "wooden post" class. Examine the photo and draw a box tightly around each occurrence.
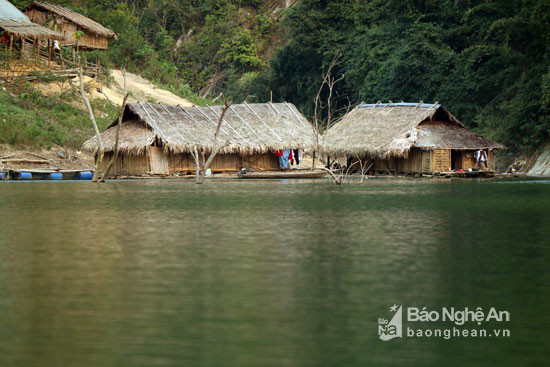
[8,35,13,69]
[394,157,398,176]
[48,39,52,67]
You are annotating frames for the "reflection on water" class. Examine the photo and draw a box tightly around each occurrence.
[0,179,549,366]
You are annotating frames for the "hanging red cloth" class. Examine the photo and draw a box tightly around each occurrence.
[275,150,283,157]
[289,149,294,165]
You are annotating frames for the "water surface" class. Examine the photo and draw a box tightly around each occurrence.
[0,178,549,366]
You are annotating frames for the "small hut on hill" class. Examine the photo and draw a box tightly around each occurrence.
[24,1,117,50]
[82,102,317,176]
[324,102,504,173]
[0,0,63,60]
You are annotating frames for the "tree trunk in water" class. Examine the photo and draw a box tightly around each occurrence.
[197,97,232,184]
[78,66,103,182]
[193,146,201,184]
[101,69,128,182]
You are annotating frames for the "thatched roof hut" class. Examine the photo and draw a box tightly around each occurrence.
[0,0,63,40]
[24,1,117,49]
[83,102,317,155]
[325,102,504,158]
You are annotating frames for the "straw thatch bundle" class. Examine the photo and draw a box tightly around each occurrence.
[0,0,63,40]
[82,102,317,155]
[25,2,117,40]
[324,102,504,158]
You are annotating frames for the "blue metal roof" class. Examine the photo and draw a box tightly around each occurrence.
[0,0,29,21]
[359,102,441,109]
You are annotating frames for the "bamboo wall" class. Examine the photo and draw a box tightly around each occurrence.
[100,152,149,176]
[168,152,279,173]
[25,9,110,49]
[357,148,425,173]
[354,148,494,174]
[100,150,280,176]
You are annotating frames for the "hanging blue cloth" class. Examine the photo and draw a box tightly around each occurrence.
[280,149,291,169]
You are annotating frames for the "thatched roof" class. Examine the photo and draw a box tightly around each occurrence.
[415,122,504,150]
[0,0,64,40]
[324,102,504,157]
[25,2,117,39]
[82,102,317,155]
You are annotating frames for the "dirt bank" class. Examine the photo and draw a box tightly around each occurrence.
[0,144,93,171]
[36,69,193,108]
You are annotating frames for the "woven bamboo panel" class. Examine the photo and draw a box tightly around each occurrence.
[433,149,451,172]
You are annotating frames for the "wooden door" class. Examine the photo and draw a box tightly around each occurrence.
[422,151,432,172]
[147,146,169,175]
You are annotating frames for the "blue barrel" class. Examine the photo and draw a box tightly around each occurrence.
[76,171,93,180]
[19,172,32,180]
[0,172,7,180]
[47,172,63,180]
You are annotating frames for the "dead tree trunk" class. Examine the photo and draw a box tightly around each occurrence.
[312,51,345,171]
[196,97,231,184]
[100,69,128,182]
[78,66,103,182]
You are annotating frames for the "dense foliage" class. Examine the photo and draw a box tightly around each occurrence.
[257,0,550,152]
[9,0,550,152]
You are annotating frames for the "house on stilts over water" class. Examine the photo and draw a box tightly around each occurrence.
[82,102,317,176]
[324,102,504,174]
[23,1,117,50]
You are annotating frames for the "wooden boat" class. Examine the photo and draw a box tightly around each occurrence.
[238,169,327,179]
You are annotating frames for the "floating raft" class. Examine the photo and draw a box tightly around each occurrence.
[435,170,496,178]
[238,170,327,179]
[0,168,93,181]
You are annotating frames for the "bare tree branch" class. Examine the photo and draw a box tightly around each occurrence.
[195,95,232,184]
[78,65,103,182]
[100,69,128,182]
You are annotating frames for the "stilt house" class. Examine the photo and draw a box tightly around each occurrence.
[324,102,504,173]
[0,0,63,62]
[24,1,117,50]
[82,102,317,176]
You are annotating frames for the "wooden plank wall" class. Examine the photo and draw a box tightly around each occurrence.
[100,152,149,176]
[357,148,425,173]
[25,9,109,49]
[168,152,279,173]
[147,147,169,174]
[101,151,280,176]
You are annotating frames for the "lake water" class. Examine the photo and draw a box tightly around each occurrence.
[0,178,549,366]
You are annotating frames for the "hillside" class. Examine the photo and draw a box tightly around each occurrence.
[3,0,550,167]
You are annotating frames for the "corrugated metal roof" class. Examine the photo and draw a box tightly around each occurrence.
[360,102,441,109]
[0,0,31,21]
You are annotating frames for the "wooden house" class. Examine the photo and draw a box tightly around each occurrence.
[324,102,504,174]
[0,0,63,62]
[24,1,117,50]
[82,102,317,176]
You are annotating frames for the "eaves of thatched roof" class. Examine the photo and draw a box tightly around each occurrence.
[26,1,117,39]
[324,102,504,158]
[0,0,64,40]
[82,102,317,155]
[415,122,505,150]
